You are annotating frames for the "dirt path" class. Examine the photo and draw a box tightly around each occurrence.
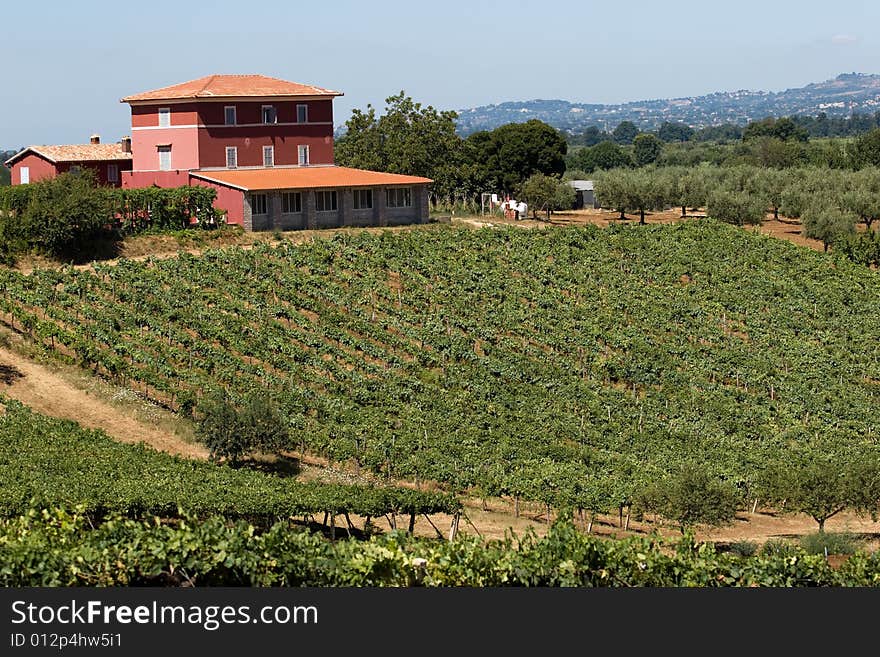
[0,344,207,459]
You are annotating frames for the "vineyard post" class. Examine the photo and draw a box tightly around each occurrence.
[448,511,460,541]
[423,513,445,539]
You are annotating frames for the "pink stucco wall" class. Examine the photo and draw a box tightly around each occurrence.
[122,170,191,188]
[9,152,57,184]
[130,127,200,172]
[189,176,244,226]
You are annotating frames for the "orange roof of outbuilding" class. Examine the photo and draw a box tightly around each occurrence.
[190,167,432,191]
[5,144,132,166]
[122,75,343,103]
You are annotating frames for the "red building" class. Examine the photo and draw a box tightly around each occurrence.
[5,135,132,186]
[120,74,431,229]
[5,74,432,231]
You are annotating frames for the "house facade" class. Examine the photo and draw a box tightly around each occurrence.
[5,74,432,230]
[5,136,132,187]
[119,74,431,228]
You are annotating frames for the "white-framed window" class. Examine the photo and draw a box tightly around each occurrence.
[107,164,119,182]
[315,190,338,212]
[69,165,81,175]
[158,107,171,127]
[158,145,171,171]
[353,189,373,210]
[20,167,29,184]
[263,145,275,167]
[281,191,302,214]
[262,105,277,124]
[296,104,308,123]
[251,193,268,215]
[386,187,412,208]
[298,145,309,166]
[224,106,237,125]
[226,147,238,169]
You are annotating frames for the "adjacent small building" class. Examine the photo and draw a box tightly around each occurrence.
[4,135,132,186]
[568,180,597,209]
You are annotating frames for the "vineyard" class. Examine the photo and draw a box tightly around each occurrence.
[0,397,457,522]
[1,222,879,517]
[4,506,880,586]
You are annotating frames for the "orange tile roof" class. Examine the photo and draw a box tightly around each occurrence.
[6,144,132,165]
[190,166,432,191]
[122,75,342,103]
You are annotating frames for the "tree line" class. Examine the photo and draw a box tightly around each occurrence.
[568,111,880,147]
[569,124,880,172]
[592,164,880,263]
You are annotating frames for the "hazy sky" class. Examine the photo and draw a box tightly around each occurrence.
[3,0,879,147]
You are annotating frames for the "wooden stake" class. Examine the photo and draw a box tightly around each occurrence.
[423,514,445,539]
[448,512,460,541]
[462,511,482,537]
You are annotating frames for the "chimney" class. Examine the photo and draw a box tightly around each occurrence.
[120,136,131,153]
[90,134,101,145]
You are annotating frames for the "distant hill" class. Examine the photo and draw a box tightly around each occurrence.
[454,73,880,135]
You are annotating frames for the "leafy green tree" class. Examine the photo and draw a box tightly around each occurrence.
[335,92,465,202]
[743,117,809,142]
[593,168,630,218]
[747,167,792,219]
[613,121,639,145]
[196,390,250,465]
[623,168,667,224]
[20,170,109,258]
[594,168,667,224]
[751,137,807,168]
[633,133,664,167]
[707,189,765,226]
[240,390,290,455]
[519,173,574,220]
[467,119,567,192]
[666,164,715,217]
[840,168,880,230]
[658,122,695,143]
[802,203,856,252]
[575,140,632,173]
[636,464,740,533]
[574,126,610,147]
[694,124,742,142]
[196,389,290,465]
[853,128,880,167]
[760,447,880,533]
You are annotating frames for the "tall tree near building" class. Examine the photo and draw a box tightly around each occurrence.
[466,119,567,192]
[613,121,640,145]
[335,92,464,201]
[633,133,664,167]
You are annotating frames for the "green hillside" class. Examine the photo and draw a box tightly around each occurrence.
[2,221,878,510]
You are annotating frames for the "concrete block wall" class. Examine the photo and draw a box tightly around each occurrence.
[244,185,429,232]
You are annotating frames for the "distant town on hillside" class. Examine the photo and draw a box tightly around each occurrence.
[453,73,880,135]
